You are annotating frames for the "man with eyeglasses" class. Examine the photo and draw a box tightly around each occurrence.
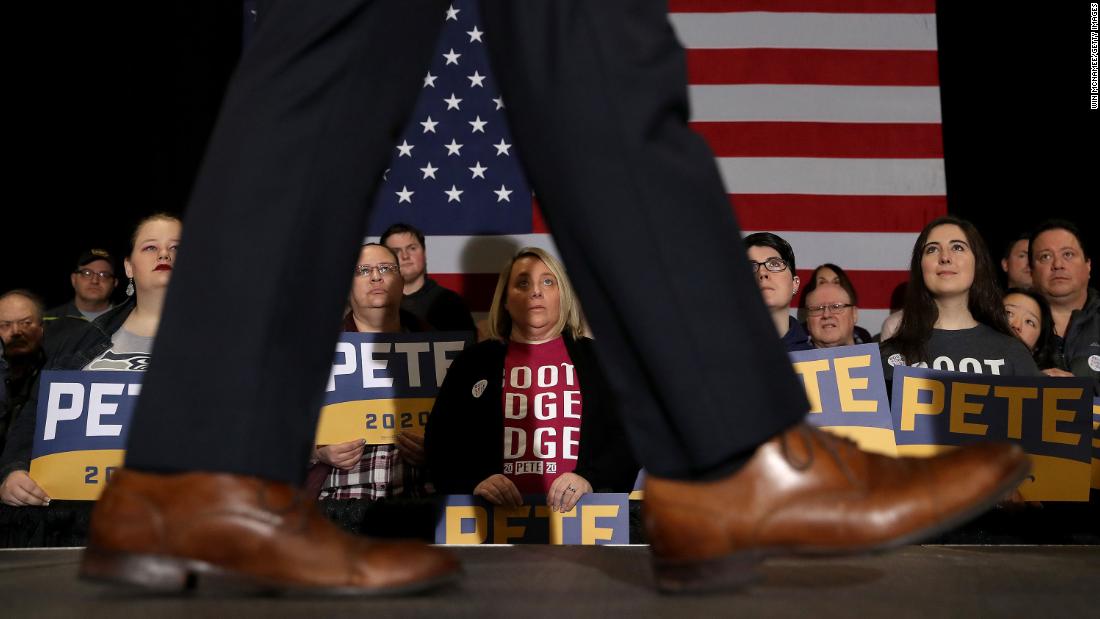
[744,232,812,352]
[305,242,429,502]
[0,290,46,454]
[44,248,119,322]
[805,284,860,349]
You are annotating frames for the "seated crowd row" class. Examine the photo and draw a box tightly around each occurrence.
[0,215,1095,512]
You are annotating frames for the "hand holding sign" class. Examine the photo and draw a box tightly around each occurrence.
[0,470,50,507]
[1042,368,1076,378]
[474,473,523,508]
[314,439,366,470]
[395,429,426,466]
[547,472,591,513]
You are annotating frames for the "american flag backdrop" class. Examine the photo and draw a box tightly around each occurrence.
[364,0,947,334]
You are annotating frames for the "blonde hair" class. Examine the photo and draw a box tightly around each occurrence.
[486,247,584,341]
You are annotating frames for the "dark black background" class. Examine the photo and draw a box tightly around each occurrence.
[3,2,1095,308]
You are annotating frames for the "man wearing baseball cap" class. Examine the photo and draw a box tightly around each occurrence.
[45,248,119,322]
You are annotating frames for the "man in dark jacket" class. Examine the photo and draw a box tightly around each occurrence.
[1030,220,1099,395]
[381,223,477,334]
[0,290,47,456]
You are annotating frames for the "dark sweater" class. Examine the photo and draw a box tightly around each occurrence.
[401,277,476,333]
[424,335,638,494]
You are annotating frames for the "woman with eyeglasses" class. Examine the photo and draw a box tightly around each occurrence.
[424,248,637,514]
[0,213,181,507]
[743,232,813,352]
[879,216,1038,389]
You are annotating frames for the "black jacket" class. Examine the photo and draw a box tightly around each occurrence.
[424,335,638,494]
[1054,287,1100,396]
[0,299,135,482]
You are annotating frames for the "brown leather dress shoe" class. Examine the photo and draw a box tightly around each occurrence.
[79,469,460,595]
[644,423,1030,593]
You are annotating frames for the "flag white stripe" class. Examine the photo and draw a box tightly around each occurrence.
[745,231,917,270]
[688,85,943,123]
[405,231,914,274]
[670,12,937,51]
[366,234,563,273]
[717,157,946,196]
[850,308,894,335]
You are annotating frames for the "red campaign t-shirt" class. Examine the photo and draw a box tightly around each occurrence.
[501,336,583,494]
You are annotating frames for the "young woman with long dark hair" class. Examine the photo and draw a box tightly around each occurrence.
[881,216,1038,385]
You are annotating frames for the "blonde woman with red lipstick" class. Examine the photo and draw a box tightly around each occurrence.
[879,216,1038,390]
[0,213,181,506]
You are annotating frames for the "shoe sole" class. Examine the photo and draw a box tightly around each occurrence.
[653,456,1032,594]
[79,547,461,597]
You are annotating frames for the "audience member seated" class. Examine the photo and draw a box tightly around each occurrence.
[805,283,860,349]
[798,263,872,344]
[1003,287,1057,370]
[381,222,477,334]
[880,216,1038,387]
[0,213,181,507]
[425,248,637,513]
[308,242,429,501]
[877,282,908,342]
[743,232,812,351]
[0,291,46,454]
[44,249,119,323]
[1000,232,1032,291]
[1028,219,1098,394]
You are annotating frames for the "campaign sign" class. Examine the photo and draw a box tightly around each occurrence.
[891,367,1094,501]
[29,371,141,500]
[315,331,473,445]
[1092,398,1099,491]
[435,493,629,545]
[789,344,897,456]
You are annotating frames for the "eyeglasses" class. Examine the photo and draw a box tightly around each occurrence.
[354,263,400,277]
[806,303,854,316]
[749,258,788,273]
[74,269,115,280]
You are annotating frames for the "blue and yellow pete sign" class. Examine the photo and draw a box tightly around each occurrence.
[891,367,1094,501]
[29,371,140,500]
[789,344,896,456]
[315,331,473,445]
[1091,398,1099,491]
[435,494,630,545]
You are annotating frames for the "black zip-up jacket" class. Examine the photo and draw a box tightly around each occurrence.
[0,298,135,483]
[1054,287,1100,396]
[424,334,639,495]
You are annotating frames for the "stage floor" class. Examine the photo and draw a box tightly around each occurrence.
[1,545,1096,617]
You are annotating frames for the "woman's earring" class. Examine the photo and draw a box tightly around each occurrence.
[126,278,135,297]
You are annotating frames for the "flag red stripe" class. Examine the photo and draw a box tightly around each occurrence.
[686,49,939,86]
[732,194,946,232]
[793,269,908,309]
[668,0,935,13]
[692,122,943,158]
[436,270,908,312]
[537,194,944,235]
[433,274,501,312]
[532,198,548,233]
